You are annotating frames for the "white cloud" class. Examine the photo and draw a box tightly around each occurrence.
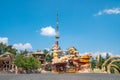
[91,52,113,58]
[40,26,56,36]
[94,8,120,16]
[80,52,113,58]
[80,52,93,57]
[0,37,8,44]
[95,52,113,57]
[13,43,32,50]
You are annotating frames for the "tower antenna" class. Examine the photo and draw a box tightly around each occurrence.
[55,11,60,49]
[56,11,58,32]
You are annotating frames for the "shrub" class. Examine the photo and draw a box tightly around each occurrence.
[14,55,41,70]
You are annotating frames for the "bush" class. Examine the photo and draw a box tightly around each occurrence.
[14,55,41,70]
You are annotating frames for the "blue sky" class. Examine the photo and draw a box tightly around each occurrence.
[0,0,120,55]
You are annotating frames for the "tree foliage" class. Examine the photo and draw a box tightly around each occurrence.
[43,49,52,62]
[46,54,52,62]
[14,54,41,70]
[0,43,17,55]
[99,56,105,69]
[43,49,49,55]
[91,57,96,70]
[20,49,28,56]
[91,53,111,69]
[105,53,111,60]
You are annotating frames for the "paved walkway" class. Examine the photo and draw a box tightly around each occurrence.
[0,73,120,80]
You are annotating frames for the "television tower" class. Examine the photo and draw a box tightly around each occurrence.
[55,11,60,49]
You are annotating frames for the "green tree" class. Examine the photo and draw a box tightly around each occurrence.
[20,49,28,56]
[43,49,49,55]
[23,56,41,69]
[0,43,17,55]
[0,43,6,54]
[43,49,53,62]
[14,54,41,70]
[91,57,96,70]
[45,53,52,62]
[99,56,105,69]
[96,54,105,69]
[105,53,111,60]
[14,54,24,67]
[5,45,17,55]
